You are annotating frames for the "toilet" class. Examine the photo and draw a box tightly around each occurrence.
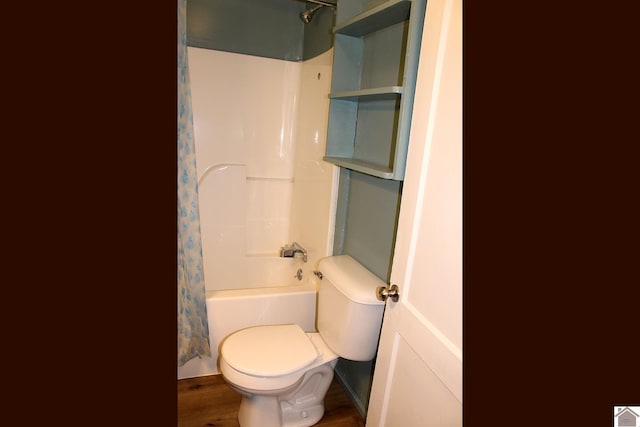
[218,255,386,427]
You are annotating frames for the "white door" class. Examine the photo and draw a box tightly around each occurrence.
[366,0,462,425]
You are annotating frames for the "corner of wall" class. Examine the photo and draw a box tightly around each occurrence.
[334,360,370,418]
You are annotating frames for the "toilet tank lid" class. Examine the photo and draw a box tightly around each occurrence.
[318,255,386,305]
[221,324,319,376]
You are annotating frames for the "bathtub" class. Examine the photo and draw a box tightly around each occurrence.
[178,281,318,380]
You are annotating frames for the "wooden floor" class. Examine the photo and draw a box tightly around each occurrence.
[178,374,365,427]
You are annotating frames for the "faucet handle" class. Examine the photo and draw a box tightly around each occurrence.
[292,242,308,262]
[280,242,308,262]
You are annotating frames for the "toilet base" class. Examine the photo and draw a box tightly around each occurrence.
[238,394,282,427]
[280,362,334,427]
[235,361,336,427]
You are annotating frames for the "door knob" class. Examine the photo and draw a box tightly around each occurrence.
[376,284,399,302]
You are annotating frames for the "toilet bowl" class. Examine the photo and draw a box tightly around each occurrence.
[219,325,338,427]
[219,255,386,427]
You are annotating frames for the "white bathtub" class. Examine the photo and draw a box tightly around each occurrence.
[178,282,318,379]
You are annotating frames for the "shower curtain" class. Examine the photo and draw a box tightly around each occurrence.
[178,0,211,366]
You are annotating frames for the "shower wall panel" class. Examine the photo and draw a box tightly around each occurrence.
[189,47,301,290]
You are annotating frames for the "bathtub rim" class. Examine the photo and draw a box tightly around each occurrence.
[206,282,317,300]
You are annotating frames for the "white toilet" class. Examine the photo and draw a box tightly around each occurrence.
[218,255,386,427]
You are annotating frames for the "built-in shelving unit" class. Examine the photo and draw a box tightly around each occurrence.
[324,0,427,180]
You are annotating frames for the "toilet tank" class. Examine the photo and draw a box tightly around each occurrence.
[316,255,386,361]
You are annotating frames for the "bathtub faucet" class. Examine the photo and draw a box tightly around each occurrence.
[280,242,308,263]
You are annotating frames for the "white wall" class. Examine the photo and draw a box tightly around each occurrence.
[188,47,336,291]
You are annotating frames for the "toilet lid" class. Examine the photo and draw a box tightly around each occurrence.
[221,324,319,376]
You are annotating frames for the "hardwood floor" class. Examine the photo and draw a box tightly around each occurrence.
[178,374,365,427]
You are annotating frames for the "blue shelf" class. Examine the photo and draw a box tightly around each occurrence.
[323,157,395,179]
[329,86,403,100]
[333,0,411,37]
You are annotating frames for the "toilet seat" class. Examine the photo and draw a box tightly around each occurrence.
[221,324,319,376]
[219,325,338,392]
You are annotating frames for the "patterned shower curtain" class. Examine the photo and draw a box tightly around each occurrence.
[178,0,211,367]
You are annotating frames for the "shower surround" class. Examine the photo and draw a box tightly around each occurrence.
[189,47,337,291]
[178,47,336,379]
